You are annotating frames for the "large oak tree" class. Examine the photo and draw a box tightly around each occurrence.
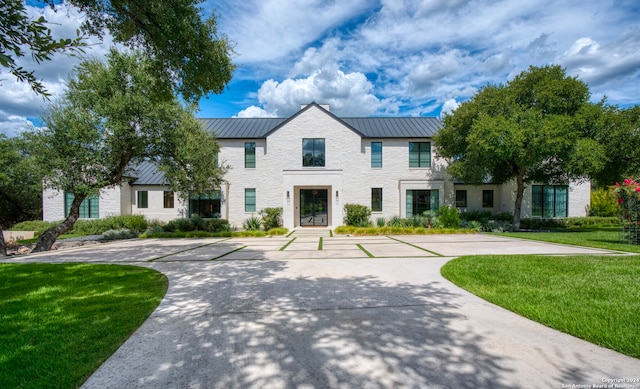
[28,50,226,252]
[434,65,605,229]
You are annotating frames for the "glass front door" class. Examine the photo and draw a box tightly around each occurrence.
[300,189,328,226]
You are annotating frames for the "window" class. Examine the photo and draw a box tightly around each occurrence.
[371,188,383,212]
[245,188,256,212]
[244,142,256,168]
[189,191,221,218]
[371,142,382,168]
[64,192,99,218]
[482,190,494,208]
[164,191,174,208]
[532,185,568,217]
[137,191,148,209]
[406,190,439,217]
[409,142,431,168]
[455,190,467,208]
[302,138,325,167]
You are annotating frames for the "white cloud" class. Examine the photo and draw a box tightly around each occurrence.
[213,0,374,63]
[234,106,278,118]
[440,99,459,118]
[243,61,383,117]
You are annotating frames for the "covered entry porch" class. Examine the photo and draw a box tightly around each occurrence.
[282,170,343,230]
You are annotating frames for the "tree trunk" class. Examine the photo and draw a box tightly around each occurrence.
[0,228,6,257]
[512,171,526,231]
[31,194,87,253]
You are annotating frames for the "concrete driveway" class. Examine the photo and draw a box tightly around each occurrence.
[6,233,639,388]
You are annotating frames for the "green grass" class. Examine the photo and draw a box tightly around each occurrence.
[441,255,640,358]
[0,263,168,389]
[498,227,640,253]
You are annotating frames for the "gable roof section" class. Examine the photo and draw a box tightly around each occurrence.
[199,104,442,139]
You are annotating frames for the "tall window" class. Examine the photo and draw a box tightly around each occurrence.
[302,138,325,167]
[164,191,174,208]
[245,188,256,212]
[483,190,494,208]
[189,191,221,218]
[371,188,383,212]
[245,142,256,168]
[137,191,148,209]
[65,192,99,218]
[532,185,568,217]
[455,190,467,207]
[406,189,438,217]
[371,142,382,168]
[409,142,431,168]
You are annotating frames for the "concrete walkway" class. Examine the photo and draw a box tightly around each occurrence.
[5,233,639,388]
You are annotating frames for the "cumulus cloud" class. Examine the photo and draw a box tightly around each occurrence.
[440,99,459,118]
[234,106,278,118]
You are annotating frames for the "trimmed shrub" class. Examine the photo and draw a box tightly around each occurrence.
[588,188,618,217]
[101,228,138,241]
[190,214,205,231]
[259,207,283,230]
[165,218,195,232]
[343,204,372,226]
[204,218,230,232]
[437,205,461,228]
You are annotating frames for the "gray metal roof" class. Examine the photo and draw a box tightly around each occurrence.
[127,161,167,185]
[198,116,441,139]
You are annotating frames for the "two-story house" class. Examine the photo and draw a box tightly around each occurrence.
[42,103,590,228]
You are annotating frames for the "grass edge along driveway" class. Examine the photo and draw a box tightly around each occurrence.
[441,254,640,359]
[0,263,168,389]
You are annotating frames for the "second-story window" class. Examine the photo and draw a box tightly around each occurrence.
[302,138,325,167]
[409,142,431,168]
[371,142,382,168]
[245,142,256,168]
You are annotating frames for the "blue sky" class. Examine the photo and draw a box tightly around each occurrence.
[1,0,639,135]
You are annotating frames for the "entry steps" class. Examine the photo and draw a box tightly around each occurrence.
[289,227,333,238]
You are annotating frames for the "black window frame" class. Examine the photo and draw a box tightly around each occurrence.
[371,188,383,212]
[455,190,467,208]
[482,190,494,208]
[302,138,325,167]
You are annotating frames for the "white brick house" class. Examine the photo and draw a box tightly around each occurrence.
[42,103,590,228]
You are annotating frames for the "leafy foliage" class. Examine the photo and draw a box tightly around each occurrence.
[0,135,43,229]
[436,205,461,228]
[343,203,372,226]
[259,207,283,231]
[588,188,618,217]
[243,215,262,231]
[2,0,234,100]
[435,65,605,229]
[0,0,85,96]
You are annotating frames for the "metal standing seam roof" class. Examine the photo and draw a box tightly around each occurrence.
[198,116,442,139]
[127,161,167,185]
[128,115,443,185]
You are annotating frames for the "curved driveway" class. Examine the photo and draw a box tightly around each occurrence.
[8,233,640,388]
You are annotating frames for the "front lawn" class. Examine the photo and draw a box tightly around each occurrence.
[497,227,640,253]
[0,263,167,389]
[441,255,640,358]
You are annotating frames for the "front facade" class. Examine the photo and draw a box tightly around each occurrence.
[42,103,590,227]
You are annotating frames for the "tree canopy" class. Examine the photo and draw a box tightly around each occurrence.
[434,65,606,228]
[1,0,234,101]
[28,50,226,252]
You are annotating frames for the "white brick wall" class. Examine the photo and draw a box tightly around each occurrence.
[130,185,186,222]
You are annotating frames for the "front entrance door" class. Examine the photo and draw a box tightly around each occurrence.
[300,189,328,226]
